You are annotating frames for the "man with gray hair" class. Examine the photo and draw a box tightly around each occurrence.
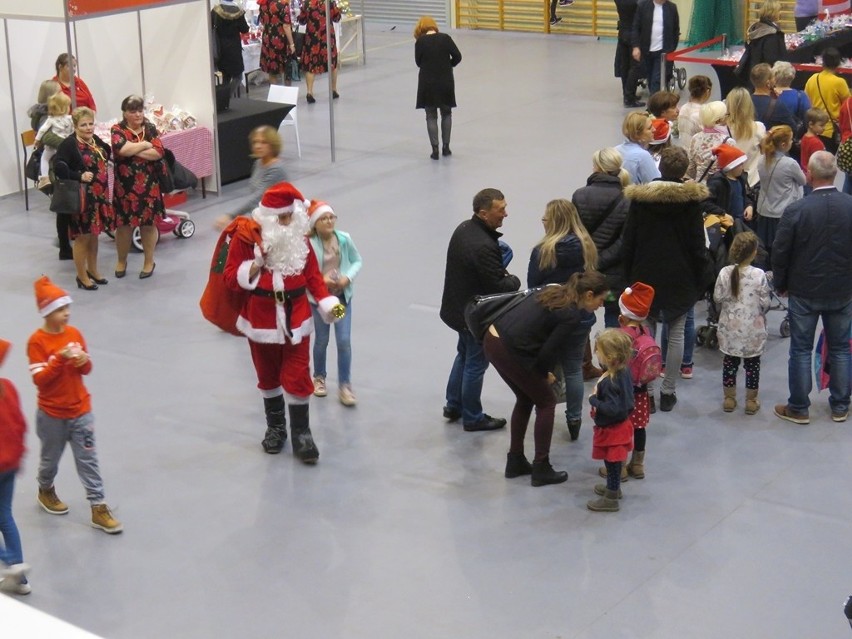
[772,151,852,424]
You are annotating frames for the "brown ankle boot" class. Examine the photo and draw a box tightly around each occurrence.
[598,464,628,481]
[723,387,737,412]
[626,450,645,479]
[745,388,760,415]
[582,339,603,380]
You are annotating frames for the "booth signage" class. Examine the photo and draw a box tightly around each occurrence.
[68,0,175,17]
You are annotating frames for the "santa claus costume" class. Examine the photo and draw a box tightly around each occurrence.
[223,183,341,463]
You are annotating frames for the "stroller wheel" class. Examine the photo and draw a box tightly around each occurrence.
[707,329,719,350]
[696,326,708,346]
[677,67,687,89]
[780,318,791,338]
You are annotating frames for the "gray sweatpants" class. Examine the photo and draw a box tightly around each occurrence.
[36,410,105,504]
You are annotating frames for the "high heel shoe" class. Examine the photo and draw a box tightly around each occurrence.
[87,271,108,285]
[115,264,127,279]
[76,277,98,291]
[139,263,156,279]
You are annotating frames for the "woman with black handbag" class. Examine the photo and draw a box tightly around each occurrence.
[53,107,113,291]
[483,271,609,487]
[111,95,166,280]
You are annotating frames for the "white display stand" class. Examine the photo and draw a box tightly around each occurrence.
[0,0,218,198]
[339,14,365,65]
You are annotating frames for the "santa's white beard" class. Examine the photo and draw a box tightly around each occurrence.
[257,211,310,276]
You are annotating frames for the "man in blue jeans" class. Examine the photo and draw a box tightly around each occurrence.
[772,151,852,424]
[440,188,521,432]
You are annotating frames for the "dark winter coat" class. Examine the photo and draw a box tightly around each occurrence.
[572,172,630,292]
[212,4,250,78]
[527,234,584,288]
[621,179,709,318]
[631,0,680,54]
[772,187,852,300]
[702,171,754,219]
[415,32,462,109]
[440,215,521,332]
[746,19,786,70]
[494,295,585,375]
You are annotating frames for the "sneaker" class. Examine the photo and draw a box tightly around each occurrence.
[773,404,810,425]
[623,98,646,108]
[312,376,327,397]
[338,384,357,407]
[0,578,32,595]
[832,410,849,423]
[659,393,677,412]
[680,365,694,379]
[463,414,506,432]
[38,486,69,515]
[442,405,462,421]
[91,504,123,534]
[549,16,562,25]
[0,563,29,593]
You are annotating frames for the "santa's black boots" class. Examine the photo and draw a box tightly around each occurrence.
[289,403,319,464]
[262,395,287,454]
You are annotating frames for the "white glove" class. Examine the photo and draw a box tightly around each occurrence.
[253,244,265,268]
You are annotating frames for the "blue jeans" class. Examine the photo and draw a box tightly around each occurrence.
[311,301,352,385]
[646,310,686,396]
[661,305,695,367]
[446,330,489,425]
[0,470,24,567]
[787,295,852,414]
[561,337,586,422]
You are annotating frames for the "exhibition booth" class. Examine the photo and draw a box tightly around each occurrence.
[0,0,217,198]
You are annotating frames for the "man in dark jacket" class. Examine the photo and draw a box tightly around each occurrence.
[615,0,645,107]
[772,151,852,425]
[631,0,680,95]
[440,188,521,431]
[622,147,708,412]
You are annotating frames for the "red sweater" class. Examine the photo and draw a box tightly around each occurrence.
[52,75,97,112]
[0,379,27,473]
[799,134,825,177]
[27,326,92,419]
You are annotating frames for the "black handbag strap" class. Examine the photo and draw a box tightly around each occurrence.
[816,76,841,129]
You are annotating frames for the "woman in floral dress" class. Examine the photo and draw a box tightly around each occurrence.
[298,0,341,103]
[259,0,296,86]
[53,107,113,290]
[111,95,165,279]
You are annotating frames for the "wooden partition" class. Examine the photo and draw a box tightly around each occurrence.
[455,0,617,36]
[743,0,797,35]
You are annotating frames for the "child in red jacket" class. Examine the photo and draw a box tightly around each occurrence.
[0,338,30,595]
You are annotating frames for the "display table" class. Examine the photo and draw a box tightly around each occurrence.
[216,97,293,185]
[339,15,365,65]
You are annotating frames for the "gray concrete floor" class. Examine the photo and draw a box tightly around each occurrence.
[1,26,851,639]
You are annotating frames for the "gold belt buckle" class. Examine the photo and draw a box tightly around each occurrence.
[274,290,285,303]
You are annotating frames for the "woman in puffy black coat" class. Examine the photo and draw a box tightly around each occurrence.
[743,0,786,82]
[572,147,630,329]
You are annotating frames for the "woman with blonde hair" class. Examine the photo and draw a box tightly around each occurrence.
[615,112,659,184]
[527,199,598,441]
[572,147,631,328]
[756,125,805,256]
[726,87,766,186]
[744,0,786,77]
[414,15,462,159]
[686,100,730,182]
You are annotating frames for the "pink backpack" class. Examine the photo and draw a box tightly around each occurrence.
[621,324,662,386]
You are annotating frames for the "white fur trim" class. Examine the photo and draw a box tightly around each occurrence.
[236,315,313,344]
[260,387,284,399]
[309,204,334,228]
[721,155,747,172]
[317,296,341,323]
[618,297,646,321]
[284,392,310,405]
[40,295,73,317]
[236,261,260,290]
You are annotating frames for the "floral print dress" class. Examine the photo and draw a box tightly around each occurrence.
[298,0,340,74]
[260,0,293,75]
[70,135,113,239]
[713,264,771,358]
[111,120,166,228]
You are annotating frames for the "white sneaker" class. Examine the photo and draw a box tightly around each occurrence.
[0,563,30,594]
[338,384,357,407]
[0,578,32,595]
[313,376,327,397]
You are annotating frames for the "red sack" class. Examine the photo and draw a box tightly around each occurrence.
[199,218,260,336]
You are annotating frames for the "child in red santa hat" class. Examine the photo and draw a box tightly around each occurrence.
[223,182,342,463]
[27,276,122,534]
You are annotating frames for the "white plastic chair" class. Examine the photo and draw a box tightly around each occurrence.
[267,85,301,158]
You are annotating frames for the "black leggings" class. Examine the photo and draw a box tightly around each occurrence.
[723,355,761,390]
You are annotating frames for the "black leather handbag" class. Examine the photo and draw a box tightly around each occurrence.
[464,288,537,342]
[49,178,86,215]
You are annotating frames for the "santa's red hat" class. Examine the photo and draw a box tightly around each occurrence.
[34,276,72,317]
[307,200,335,229]
[256,182,307,218]
[712,143,746,172]
[649,118,671,145]
[619,282,655,321]
[0,339,10,366]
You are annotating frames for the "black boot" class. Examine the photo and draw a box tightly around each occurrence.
[289,403,319,464]
[262,395,287,454]
[442,144,452,156]
[531,458,568,487]
[504,452,533,478]
[430,145,439,160]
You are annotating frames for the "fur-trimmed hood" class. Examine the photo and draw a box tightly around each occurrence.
[624,180,709,205]
[213,3,245,20]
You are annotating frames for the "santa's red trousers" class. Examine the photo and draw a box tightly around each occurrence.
[249,339,313,398]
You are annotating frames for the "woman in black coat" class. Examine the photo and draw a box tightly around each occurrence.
[572,147,631,328]
[414,16,461,160]
[743,0,786,81]
[212,1,249,91]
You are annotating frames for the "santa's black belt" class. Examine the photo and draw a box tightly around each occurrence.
[251,286,306,302]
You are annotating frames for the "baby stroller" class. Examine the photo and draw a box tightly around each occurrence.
[696,218,789,349]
